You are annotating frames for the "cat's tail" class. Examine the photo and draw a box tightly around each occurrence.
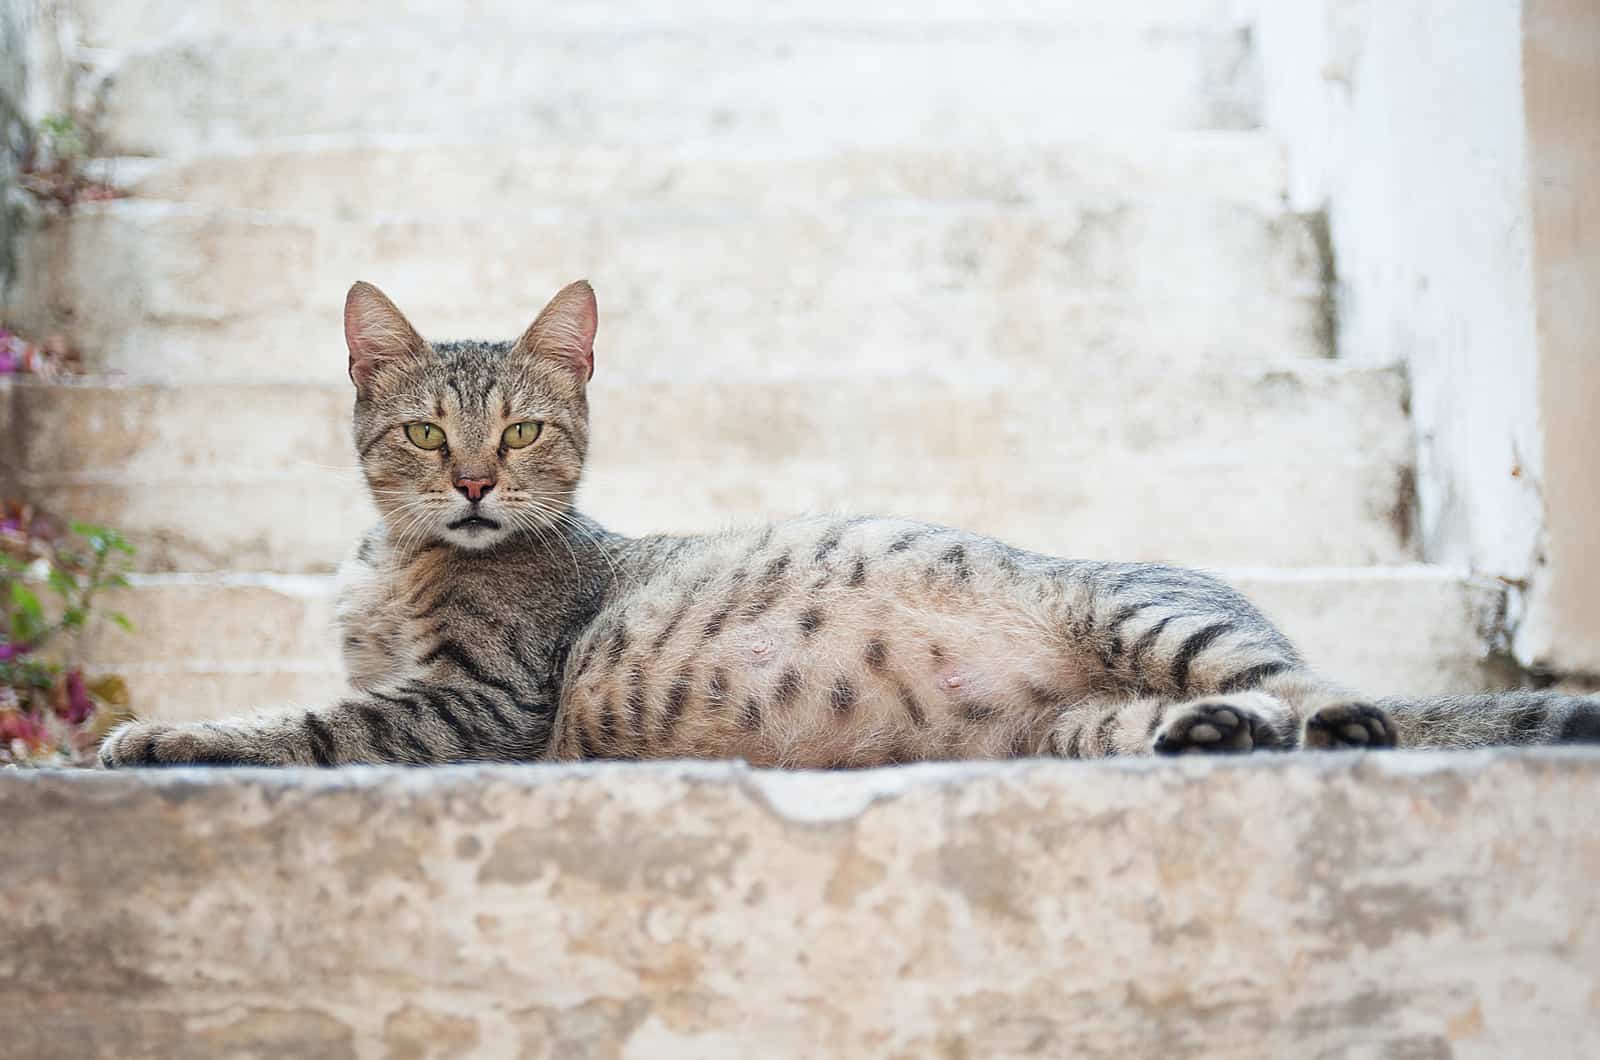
[1377,689,1600,750]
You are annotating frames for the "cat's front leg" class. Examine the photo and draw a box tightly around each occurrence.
[99,715,315,767]
[98,680,546,768]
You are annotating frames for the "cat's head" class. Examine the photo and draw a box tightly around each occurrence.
[343,280,597,552]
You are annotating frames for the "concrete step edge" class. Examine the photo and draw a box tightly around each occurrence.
[12,754,1597,1056]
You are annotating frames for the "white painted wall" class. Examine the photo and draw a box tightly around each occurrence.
[1243,0,1598,672]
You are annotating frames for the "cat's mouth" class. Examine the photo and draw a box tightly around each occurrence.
[446,515,503,532]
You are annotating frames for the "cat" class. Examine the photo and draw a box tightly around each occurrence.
[99,281,1600,768]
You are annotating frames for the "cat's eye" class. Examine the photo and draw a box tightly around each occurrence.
[502,422,543,449]
[404,422,447,450]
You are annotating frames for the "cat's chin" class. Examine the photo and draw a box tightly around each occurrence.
[439,520,512,551]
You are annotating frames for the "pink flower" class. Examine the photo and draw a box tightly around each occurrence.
[0,640,30,662]
[0,711,45,749]
[61,670,93,724]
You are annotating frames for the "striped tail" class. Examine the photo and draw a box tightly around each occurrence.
[1378,690,1600,750]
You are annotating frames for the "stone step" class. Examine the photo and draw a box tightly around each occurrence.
[67,0,1243,49]
[10,755,1594,1057]
[3,365,1414,572]
[14,186,1324,382]
[86,19,1257,157]
[111,135,1290,217]
[79,564,1507,725]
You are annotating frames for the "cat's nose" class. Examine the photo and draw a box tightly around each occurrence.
[453,475,497,502]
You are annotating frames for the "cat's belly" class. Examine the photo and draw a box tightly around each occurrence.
[552,518,1103,767]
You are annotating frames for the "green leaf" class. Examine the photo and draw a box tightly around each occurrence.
[108,612,134,632]
[10,582,43,622]
[16,659,57,689]
[61,607,86,628]
[69,522,114,557]
[10,583,46,643]
[46,567,77,598]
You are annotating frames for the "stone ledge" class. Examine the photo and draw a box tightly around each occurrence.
[5,752,1598,1057]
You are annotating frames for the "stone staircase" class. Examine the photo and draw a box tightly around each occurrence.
[3,0,1516,724]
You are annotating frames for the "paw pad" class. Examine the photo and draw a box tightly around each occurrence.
[1303,703,1396,750]
[1154,702,1284,755]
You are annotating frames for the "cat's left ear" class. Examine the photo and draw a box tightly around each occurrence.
[345,281,428,393]
[511,280,597,383]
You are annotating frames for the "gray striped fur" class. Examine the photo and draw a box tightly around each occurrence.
[99,283,1600,768]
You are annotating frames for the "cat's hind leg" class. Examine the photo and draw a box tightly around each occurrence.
[1146,677,1398,754]
[1254,667,1400,751]
[1042,690,1296,757]
[1152,691,1299,754]
[1040,671,1400,758]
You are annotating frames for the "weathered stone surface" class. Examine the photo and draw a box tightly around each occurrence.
[86,20,1255,157]
[12,190,1323,382]
[3,753,1598,1057]
[65,0,1242,49]
[3,365,1414,571]
[113,136,1289,216]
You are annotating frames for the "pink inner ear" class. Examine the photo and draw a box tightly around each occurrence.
[521,280,598,382]
[345,306,372,384]
[344,281,422,386]
[560,283,598,381]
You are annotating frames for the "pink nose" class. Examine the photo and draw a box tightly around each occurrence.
[454,475,496,502]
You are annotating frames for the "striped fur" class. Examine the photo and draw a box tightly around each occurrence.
[99,283,1600,768]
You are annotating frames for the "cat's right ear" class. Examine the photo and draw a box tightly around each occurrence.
[344,281,426,392]
[511,280,598,384]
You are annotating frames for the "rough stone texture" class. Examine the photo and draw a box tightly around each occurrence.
[4,752,1599,1058]
[1,365,1414,571]
[63,0,1243,48]
[71,565,1509,725]
[11,188,1323,383]
[82,20,1256,158]
[112,136,1290,215]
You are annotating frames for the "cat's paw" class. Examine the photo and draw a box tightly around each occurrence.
[98,721,167,768]
[98,721,258,768]
[1302,702,1397,750]
[1153,700,1289,755]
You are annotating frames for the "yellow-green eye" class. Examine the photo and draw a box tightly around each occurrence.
[404,422,447,450]
[501,421,542,449]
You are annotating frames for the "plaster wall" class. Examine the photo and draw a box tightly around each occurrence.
[1247,0,1599,671]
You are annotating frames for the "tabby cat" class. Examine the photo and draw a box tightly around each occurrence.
[99,281,1599,768]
